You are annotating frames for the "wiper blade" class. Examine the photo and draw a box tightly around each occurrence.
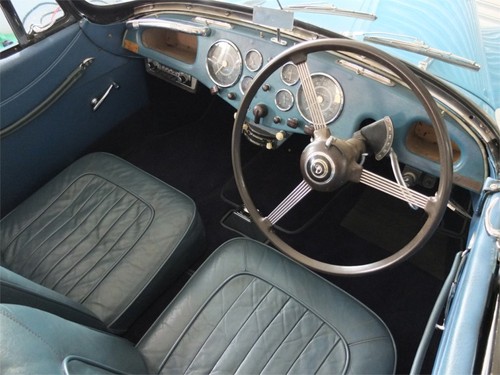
[363,34,480,71]
[282,3,377,21]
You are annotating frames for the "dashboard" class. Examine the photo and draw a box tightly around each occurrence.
[122,11,487,192]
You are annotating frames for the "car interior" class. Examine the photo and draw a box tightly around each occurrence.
[0,1,499,374]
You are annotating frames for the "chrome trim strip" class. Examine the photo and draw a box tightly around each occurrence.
[126,18,211,36]
[283,4,377,21]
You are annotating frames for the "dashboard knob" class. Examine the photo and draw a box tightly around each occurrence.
[276,131,286,141]
[253,104,268,124]
[147,61,157,70]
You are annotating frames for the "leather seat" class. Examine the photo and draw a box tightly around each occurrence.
[0,152,204,333]
[0,238,396,374]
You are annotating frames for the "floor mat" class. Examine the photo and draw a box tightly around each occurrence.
[340,187,459,279]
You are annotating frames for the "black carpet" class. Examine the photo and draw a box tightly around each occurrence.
[89,79,467,373]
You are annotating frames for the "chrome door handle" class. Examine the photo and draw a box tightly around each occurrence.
[91,82,119,111]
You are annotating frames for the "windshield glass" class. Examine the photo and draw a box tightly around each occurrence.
[85,0,499,110]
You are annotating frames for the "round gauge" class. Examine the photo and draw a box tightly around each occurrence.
[275,89,294,111]
[245,49,263,72]
[281,62,299,86]
[297,73,344,124]
[206,40,243,87]
[240,76,254,94]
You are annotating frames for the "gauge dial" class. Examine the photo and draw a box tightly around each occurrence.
[275,89,294,111]
[206,40,243,87]
[281,62,299,86]
[245,49,263,72]
[297,73,344,124]
[240,76,253,94]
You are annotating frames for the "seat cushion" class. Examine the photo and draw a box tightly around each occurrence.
[137,238,396,374]
[0,152,204,333]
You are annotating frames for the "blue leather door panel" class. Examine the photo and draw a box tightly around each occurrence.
[0,21,148,215]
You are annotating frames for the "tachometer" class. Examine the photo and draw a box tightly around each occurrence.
[297,73,344,124]
[206,40,242,87]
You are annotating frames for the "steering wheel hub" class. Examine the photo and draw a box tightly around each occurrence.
[301,133,364,192]
[305,152,334,184]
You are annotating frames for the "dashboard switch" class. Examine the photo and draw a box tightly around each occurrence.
[286,118,299,129]
[210,86,220,95]
[304,124,314,135]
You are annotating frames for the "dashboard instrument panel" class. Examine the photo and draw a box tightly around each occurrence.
[122,13,487,192]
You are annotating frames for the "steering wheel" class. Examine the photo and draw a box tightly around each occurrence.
[232,39,453,275]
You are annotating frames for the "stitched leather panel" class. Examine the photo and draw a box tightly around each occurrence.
[0,266,106,331]
[138,238,396,374]
[3,174,152,300]
[160,275,348,374]
[1,153,204,332]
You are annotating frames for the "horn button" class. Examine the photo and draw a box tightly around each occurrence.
[304,152,335,184]
[300,129,365,192]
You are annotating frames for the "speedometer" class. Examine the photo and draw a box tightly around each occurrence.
[206,40,243,87]
[297,73,344,124]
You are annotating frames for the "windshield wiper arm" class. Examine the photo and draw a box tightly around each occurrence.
[283,3,377,21]
[363,34,480,71]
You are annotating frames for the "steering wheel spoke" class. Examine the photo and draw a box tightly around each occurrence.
[359,169,432,211]
[266,180,312,225]
[295,61,328,130]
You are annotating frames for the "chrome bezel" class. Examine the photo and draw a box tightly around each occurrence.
[297,73,344,124]
[206,39,243,88]
[240,75,254,95]
[275,89,294,111]
[244,49,263,72]
[280,62,300,86]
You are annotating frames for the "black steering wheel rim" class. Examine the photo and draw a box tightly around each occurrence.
[232,38,453,275]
